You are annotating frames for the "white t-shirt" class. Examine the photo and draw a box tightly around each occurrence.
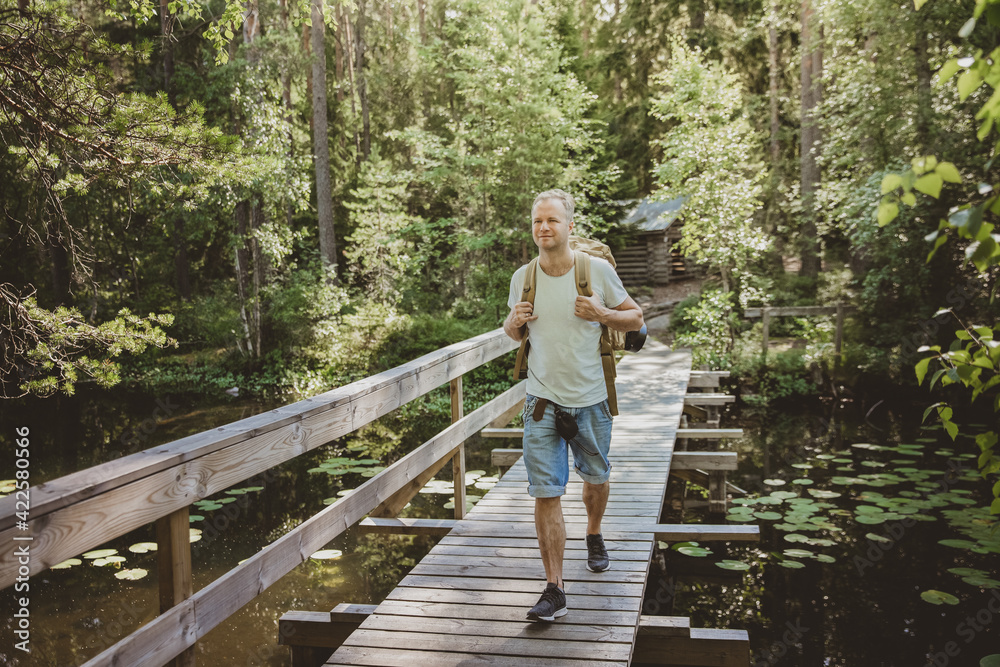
[508,256,629,407]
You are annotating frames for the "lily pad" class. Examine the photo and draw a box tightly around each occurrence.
[676,546,713,557]
[128,542,158,554]
[310,549,343,560]
[949,567,989,577]
[856,514,888,525]
[920,589,959,605]
[115,568,149,581]
[980,655,1000,667]
[808,489,841,499]
[866,533,892,544]
[791,478,814,485]
[82,549,118,560]
[779,560,806,569]
[763,479,786,486]
[753,511,783,521]
[715,560,751,571]
[783,548,814,558]
[51,558,82,570]
[939,539,978,549]
[726,513,756,522]
[961,575,1000,588]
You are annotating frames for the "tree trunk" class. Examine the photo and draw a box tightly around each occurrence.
[417,0,427,45]
[343,8,361,157]
[355,0,371,162]
[580,0,589,58]
[768,6,781,164]
[689,0,705,32]
[914,12,933,152]
[798,0,821,280]
[334,3,345,104]
[312,0,339,277]
[234,201,254,358]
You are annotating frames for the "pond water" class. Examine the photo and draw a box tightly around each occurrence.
[656,396,1000,667]
[1,387,997,666]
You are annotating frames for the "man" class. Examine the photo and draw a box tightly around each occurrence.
[503,189,644,622]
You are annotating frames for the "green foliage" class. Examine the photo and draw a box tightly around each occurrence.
[874,0,1000,512]
[344,153,421,304]
[670,289,736,368]
[649,38,768,288]
[3,285,176,397]
[733,348,820,404]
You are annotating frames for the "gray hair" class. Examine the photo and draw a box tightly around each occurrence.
[531,189,575,223]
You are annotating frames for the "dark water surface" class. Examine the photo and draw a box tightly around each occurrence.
[1,387,998,665]
[656,396,999,667]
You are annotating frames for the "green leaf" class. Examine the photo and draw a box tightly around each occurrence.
[921,589,960,605]
[914,173,944,198]
[902,192,917,206]
[959,68,983,101]
[881,173,903,193]
[878,201,899,226]
[715,560,751,571]
[915,357,932,384]
[980,655,1000,667]
[935,162,962,183]
[937,58,961,84]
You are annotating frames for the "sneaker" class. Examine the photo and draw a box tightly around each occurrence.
[526,582,567,622]
[586,533,610,572]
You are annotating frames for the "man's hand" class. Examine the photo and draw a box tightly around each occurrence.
[504,301,537,341]
[574,294,608,322]
[575,294,644,332]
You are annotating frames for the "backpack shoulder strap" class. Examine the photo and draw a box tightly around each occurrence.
[512,259,538,381]
[522,258,539,304]
[574,251,592,297]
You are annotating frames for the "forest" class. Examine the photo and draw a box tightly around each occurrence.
[1,0,998,492]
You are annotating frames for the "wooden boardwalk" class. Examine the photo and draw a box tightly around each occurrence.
[325,340,691,667]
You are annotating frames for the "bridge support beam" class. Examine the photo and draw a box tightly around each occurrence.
[156,506,195,667]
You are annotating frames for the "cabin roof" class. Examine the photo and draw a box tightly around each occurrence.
[620,197,685,232]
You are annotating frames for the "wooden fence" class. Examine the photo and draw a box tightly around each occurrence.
[0,328,522,667]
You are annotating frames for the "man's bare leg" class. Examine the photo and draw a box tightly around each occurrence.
[535,496,565,588]
[583,480,609,535]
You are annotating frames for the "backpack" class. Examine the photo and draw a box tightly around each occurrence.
[511,235,623,416]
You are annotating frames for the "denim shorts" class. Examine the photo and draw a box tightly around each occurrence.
[521,394,613,498]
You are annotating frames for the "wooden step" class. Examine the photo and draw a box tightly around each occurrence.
[676,428,743,439]
[671,452,738,471]
[358,518,457,536]
[684,393,735,406]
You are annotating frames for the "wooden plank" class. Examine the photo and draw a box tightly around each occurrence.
[358,613,635,643]
[357,517,457,536]
[676,428,743,439]
[651,524,759,542]
[683,393,735,406]
[387,586,643,612]
[671,452,738,471]
[371,599,639,627]
[632,627,750,667]
[77,383,526,667]
[326,646,628,667]
[637,615,691,638]
[492,448,523,467]
[395,575,646,598]
[341,629,632,661]
[416,553,650,573]
[483,428,525,438]
[426,544,652,562]
[486,397,526,429]
[745,305,854,318]
[407,563,648,583]
[670,468,748,496]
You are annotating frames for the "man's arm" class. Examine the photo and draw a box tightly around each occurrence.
[504,301,537,341]
[574,294,644,332]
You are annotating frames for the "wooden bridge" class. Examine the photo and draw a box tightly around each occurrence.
[0,330,756,666]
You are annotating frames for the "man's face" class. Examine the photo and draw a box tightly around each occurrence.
[531,198,573,252]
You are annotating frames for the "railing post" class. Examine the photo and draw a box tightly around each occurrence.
[761,307,770,361]
[450,377,466,519]
[156,506,195,667]
[835,301,845,359]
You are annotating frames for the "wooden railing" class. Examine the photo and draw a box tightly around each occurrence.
[0,328,523,666]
